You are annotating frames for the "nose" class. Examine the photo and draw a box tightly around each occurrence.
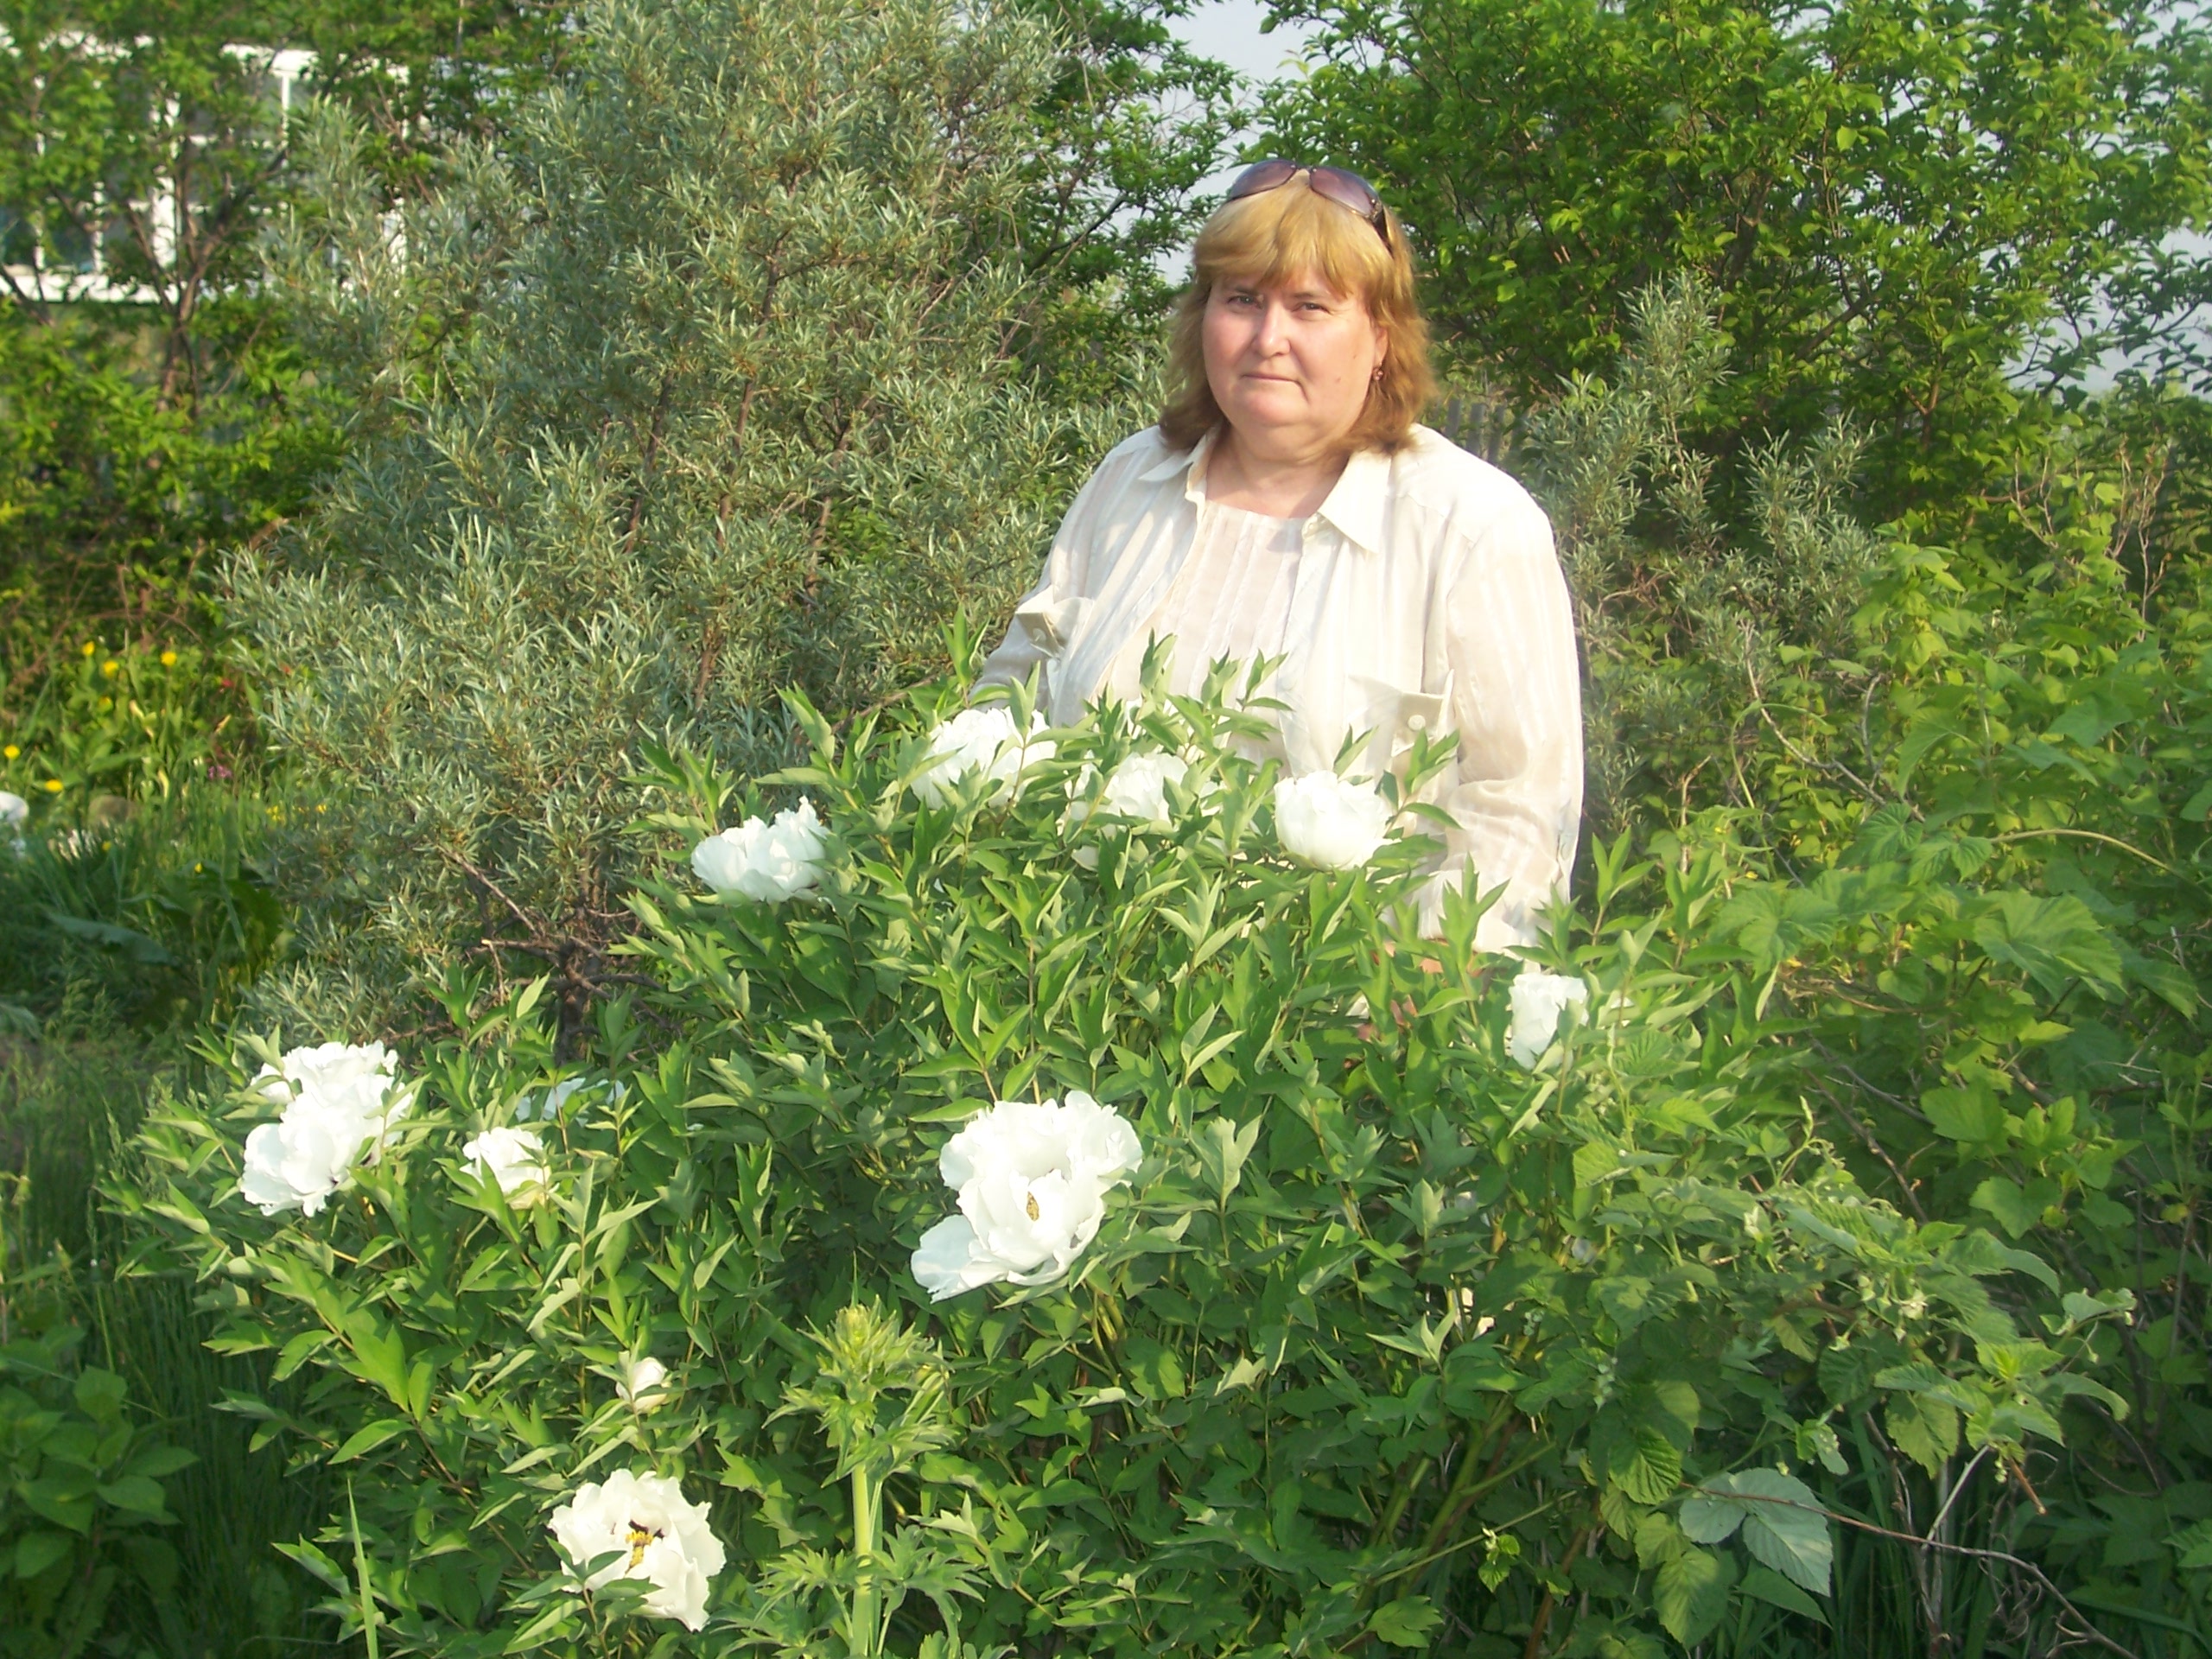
[1252,296,1293,355]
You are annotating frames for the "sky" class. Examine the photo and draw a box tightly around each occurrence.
[1168,0,1317,85]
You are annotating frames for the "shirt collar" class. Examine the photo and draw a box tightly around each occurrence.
[1139,426,1391,553]
[1313,446,1391,555]
[1138,427,1217,504]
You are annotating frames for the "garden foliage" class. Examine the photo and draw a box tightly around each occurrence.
[232,0,1149,1039]
[1263,0,2212,506]
[124,658,2159,1656]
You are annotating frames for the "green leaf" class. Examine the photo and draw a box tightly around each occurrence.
[1970,1177,2056,1239]
[73,1367,127,1423]
[331,1419,412,1464]
[1192,1115,1259,1201]
[96,1475,168,1516]
[1740,1563,1829,1624]
[1922,1084,2006,1143]
[1608,1424,1682,1504]
[1680,1471,1830,1592]
[1885,1392,1961,1477]
[1367,1596,1443,1648]
[1655,1544,1734,1645]
[1731,1470,1832,1594]
[1971,892,2123,998]
[15,1530,73,1579]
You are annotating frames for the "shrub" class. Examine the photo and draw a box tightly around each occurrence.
[127,674,2134,1656]
[233,0,1147,1039]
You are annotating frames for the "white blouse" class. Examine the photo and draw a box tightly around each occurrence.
[976,423,1584,948]
[1150,503,1304,703]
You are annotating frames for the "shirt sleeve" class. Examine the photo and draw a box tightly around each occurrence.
[1426,493,1584,949]
[973,445,1123,705]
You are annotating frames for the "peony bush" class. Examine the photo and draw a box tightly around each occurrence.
[125,671,2131,1656]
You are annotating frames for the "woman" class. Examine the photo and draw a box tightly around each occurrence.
[976,162,1581,949]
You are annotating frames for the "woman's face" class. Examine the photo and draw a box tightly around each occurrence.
[1202,269,1386,462]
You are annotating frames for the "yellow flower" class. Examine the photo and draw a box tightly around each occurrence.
[101,660,119,677]
[42,779,63,792]
[2,744,16,760]
[159,650,178,666]
[80,641,96,657]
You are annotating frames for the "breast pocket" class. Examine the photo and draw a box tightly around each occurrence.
[1347,674,1452,780]
[1014,593,1092,656]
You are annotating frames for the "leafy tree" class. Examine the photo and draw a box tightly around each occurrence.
[1262,0,2212,507]
[232,0,1146,1039]
[1013,0,1247,382]
[0,4,341,697]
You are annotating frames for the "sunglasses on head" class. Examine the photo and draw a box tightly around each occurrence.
[1225,160,1389,245]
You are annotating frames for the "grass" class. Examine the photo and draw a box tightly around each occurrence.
[0,767,343,1656]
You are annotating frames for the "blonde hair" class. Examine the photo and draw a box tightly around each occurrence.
[1160,178,1435,454]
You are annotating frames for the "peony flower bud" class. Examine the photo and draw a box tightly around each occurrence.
[912,1094,1141,1300]
[1507,969,1588,1067]
[911,708,1055,807]
[239,1042,410,1217]
[1272,772,1393,869]
[691,798,827,902]
[461,1126,550,1202]
[618,1355,671,1411]
[548,1467,724,1630]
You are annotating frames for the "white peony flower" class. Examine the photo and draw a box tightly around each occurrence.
[1067,753,1189,868]
[618,1355,671,1411]
[1096,752,1188,824]
[1273,772,1394,869]
[911,1093,1142,1300]
[911,708,1055,807]
[548,1467,724,1630]
[239,1042,410,1217]
[690,798,827,902]
[461,1126,550,1202]
[1507,969,1589,1067]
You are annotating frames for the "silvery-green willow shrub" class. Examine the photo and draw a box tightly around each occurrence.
[230,0,1144,1038]
[124,670,2133,1657]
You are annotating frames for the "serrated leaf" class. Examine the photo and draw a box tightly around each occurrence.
[1655,1543,1733,1645]
[1607,1424,1682,1504]
[1885,1392,1960,1477]
[1367,1596,1442,1648]
[1740,1564,1828,1624]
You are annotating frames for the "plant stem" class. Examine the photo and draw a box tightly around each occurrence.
[850,1464,879,1659]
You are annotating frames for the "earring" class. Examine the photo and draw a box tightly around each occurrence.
[1371,365,1384,382]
